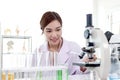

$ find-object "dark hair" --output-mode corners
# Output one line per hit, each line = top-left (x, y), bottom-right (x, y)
(40, 11), (62, 31)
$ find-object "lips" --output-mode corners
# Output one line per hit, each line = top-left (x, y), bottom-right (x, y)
(50, 38), (58, 43)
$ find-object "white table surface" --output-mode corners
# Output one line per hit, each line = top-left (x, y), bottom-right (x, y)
(69, 74), (110, 80)
(69, 74), (90, 80)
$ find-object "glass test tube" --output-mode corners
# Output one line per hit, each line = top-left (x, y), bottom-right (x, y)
(36, 68), (68, 80)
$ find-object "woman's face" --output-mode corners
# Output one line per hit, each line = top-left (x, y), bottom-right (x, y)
(43, 20), (62, 46)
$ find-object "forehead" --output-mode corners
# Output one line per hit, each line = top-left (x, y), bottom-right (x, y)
(45, 20), (61, 29)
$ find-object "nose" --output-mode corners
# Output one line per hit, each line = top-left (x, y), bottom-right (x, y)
(51, 31), (57, 38)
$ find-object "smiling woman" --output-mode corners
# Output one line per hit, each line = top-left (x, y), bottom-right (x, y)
(31, 11), (95, 75)
(40, 11), (63, 52)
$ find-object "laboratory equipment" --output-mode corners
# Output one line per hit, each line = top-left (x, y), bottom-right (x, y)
(0, 35), (32, 80)
(0, 35), (68, 80)
(104, 31), (114, 42)
(109, 34), (120, 64)
(1, 66), (68, 80)
(109, 34), (120, 79)
(73, 14), (111, 80)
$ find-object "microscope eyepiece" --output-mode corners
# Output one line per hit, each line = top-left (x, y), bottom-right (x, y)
(86, 14), (94, 28)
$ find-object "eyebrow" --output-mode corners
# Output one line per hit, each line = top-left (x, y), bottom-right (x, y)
(45, 26), (62, 30)
(56, 26), (62, 29)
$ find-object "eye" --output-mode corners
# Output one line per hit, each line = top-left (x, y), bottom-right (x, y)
(56, 28), (61, 31)
(46, 30), (51, 33)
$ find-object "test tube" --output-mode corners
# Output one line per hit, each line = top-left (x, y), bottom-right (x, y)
(49, 52), (54, 66)
(57, 70), (62, 80)
(49, 52), (58, 66)
(2, 72), (6, 80)
(36, 67), (68, 80)
(8, 72), (14, 80)
(54, 52), (58, 66)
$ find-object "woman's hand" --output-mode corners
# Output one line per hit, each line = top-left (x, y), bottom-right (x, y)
(80, 66), (87, 72)
(80, 54), (97, 72)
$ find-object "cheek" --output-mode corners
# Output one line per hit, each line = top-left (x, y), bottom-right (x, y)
(60, 31), (62, 35)
(45, 34), (50, 39)
(58, 31), (62, 36)
(44, 32), (50, 40)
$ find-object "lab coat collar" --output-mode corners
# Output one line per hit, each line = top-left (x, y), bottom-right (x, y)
(58, 39), (70, 65)
(60, 39), (70, 53)
(40, 39), (70, 65)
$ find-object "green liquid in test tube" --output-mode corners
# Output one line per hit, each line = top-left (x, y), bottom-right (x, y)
(39, 71), (42, 80)
(57, 70), (62, 80)
(37, 71), (42, 80)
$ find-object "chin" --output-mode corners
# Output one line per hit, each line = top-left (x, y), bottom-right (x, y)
(51, 41), (59, 45)
(52, 42), (59, 45)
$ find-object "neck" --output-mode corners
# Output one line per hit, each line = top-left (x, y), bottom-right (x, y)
(48, 38), (63, 52)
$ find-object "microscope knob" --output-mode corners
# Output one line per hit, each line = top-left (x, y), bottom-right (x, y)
(84, 29), (91, 39)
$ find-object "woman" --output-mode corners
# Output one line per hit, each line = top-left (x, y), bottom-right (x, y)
(32, 11), (88, 75)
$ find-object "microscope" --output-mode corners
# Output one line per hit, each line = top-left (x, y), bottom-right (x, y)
(109, 34), (120, 77)
(109, 34), (120, 63)
(73, 14), (111, 80)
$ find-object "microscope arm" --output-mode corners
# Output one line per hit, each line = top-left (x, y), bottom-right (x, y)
(91, 28), (110, 80)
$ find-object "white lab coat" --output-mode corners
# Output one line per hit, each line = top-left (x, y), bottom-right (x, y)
(32, 39), (87, 75)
